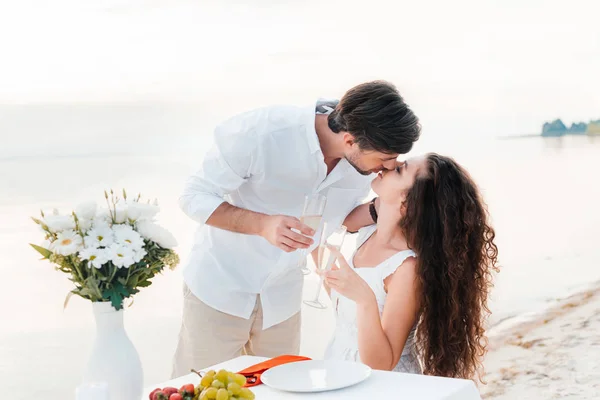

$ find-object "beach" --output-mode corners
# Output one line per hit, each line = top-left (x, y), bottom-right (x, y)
(482, 285), (600, 399)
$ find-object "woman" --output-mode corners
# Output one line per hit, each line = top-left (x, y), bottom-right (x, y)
(320, 153), (499, 381)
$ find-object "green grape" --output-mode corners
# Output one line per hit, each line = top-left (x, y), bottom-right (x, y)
(227, 382), (241, 395)
(232, 374), (247, 387)
(216, 388), (229, 400)
(222, 372), (232, 385)
(204, 387), (218, 399)
(211, 379), (225, 389)
(199, 388), (209, 400)
(216, 369), (229, 382)
(206, 370), (216, 378)
(201, 374), (214, 388)
(239, 388), (255, 400)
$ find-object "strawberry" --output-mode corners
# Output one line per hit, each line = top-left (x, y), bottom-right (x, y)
(162, 387), (178, 397)
(152, 391), (168, 400)
(179, 384), (195, 396)
(169, 394), (183, 400)
(149, 388), (161, 400)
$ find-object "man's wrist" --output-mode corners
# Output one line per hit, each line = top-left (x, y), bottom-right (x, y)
(254, 213), (270, 237)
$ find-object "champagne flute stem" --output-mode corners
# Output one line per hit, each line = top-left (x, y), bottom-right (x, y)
(297, 248), (307, 267)
(313, 277), (323, 301)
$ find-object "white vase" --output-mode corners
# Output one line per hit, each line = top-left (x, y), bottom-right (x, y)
(82, 301), (143, 400)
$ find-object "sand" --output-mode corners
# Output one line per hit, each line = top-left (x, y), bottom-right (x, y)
(481, 285), (600, 399)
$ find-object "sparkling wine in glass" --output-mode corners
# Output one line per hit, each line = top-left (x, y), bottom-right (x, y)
(300, 214), (322, 232)
(303, 223), (347, 309)
(298, 194), (326, 275)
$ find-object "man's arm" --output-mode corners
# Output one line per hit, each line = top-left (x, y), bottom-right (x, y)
(179, 114), (314, 252)
(206, 203), (314, 252)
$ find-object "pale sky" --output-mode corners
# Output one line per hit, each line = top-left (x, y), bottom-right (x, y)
(0, 0), (598, 135)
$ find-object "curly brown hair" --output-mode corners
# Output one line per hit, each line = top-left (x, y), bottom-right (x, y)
(400, 153), (499, 381)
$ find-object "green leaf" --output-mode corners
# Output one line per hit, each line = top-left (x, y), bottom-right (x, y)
(128, 276), (139, 288)
(137, 280), (152, 288)
(84, 277), (103, 300)
(96, 269), (108, 281)
(30, 244), (52, 259)
(79, 288), (96, 299)
(102, 282), (130, 310)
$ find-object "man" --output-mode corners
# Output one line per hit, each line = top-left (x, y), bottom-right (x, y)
(171, 80), (421, 377)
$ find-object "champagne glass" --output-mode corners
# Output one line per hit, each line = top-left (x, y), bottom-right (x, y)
(303, 223), (347, 309)
(298, 194), (327, 275)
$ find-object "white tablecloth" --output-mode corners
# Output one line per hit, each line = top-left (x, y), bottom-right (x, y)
(144, 356), (482, 400)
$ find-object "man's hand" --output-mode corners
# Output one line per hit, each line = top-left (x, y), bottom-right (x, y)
(259, 215), (315, 252)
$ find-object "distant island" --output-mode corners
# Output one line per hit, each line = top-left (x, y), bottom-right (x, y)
(542, 118), (600, 137)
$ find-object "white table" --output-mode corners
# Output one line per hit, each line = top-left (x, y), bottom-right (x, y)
(144, 356), (482, 400)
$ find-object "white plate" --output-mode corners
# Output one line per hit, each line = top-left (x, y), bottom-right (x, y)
(261, 359), (372, 393)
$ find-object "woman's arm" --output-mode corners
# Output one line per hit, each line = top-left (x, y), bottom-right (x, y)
(324, 247), (420, 370)
(355, 258), (420, 370)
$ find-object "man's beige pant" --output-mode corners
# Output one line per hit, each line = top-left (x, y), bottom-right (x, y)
(171, 285), (301, 378)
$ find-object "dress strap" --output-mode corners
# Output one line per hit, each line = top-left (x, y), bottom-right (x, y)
(355, 225), (377, 249)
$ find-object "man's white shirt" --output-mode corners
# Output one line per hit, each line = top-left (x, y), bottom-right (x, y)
(179, 101), (372, 329)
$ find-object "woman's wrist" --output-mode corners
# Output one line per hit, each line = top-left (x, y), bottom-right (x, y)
(357, 289), (377, 308)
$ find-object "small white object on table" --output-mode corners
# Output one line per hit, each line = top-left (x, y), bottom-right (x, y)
(144, 356), (482, 400)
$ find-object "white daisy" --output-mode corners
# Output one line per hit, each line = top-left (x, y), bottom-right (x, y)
(108, 243), (135, 268)
(136, 220), (177, 249)
(79, 247), (109, 269)
(84, 226), (114, 248)
(113, 224), (145, 250)
(50, 230), (83, 256)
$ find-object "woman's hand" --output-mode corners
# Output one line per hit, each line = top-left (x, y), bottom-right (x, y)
(318, 245), (375, 305)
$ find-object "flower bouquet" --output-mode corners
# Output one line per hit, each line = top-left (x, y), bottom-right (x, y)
(31, 189), (180, 399)
(30, 189), (180, 310)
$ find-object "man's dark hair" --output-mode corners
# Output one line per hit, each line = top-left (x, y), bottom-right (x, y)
(328, 80), (421, 154)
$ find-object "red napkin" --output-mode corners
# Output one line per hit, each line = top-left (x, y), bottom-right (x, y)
(237, 355), (312, 387)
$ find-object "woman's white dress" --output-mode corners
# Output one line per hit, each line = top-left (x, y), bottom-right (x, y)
(324, 225), (422, 373)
